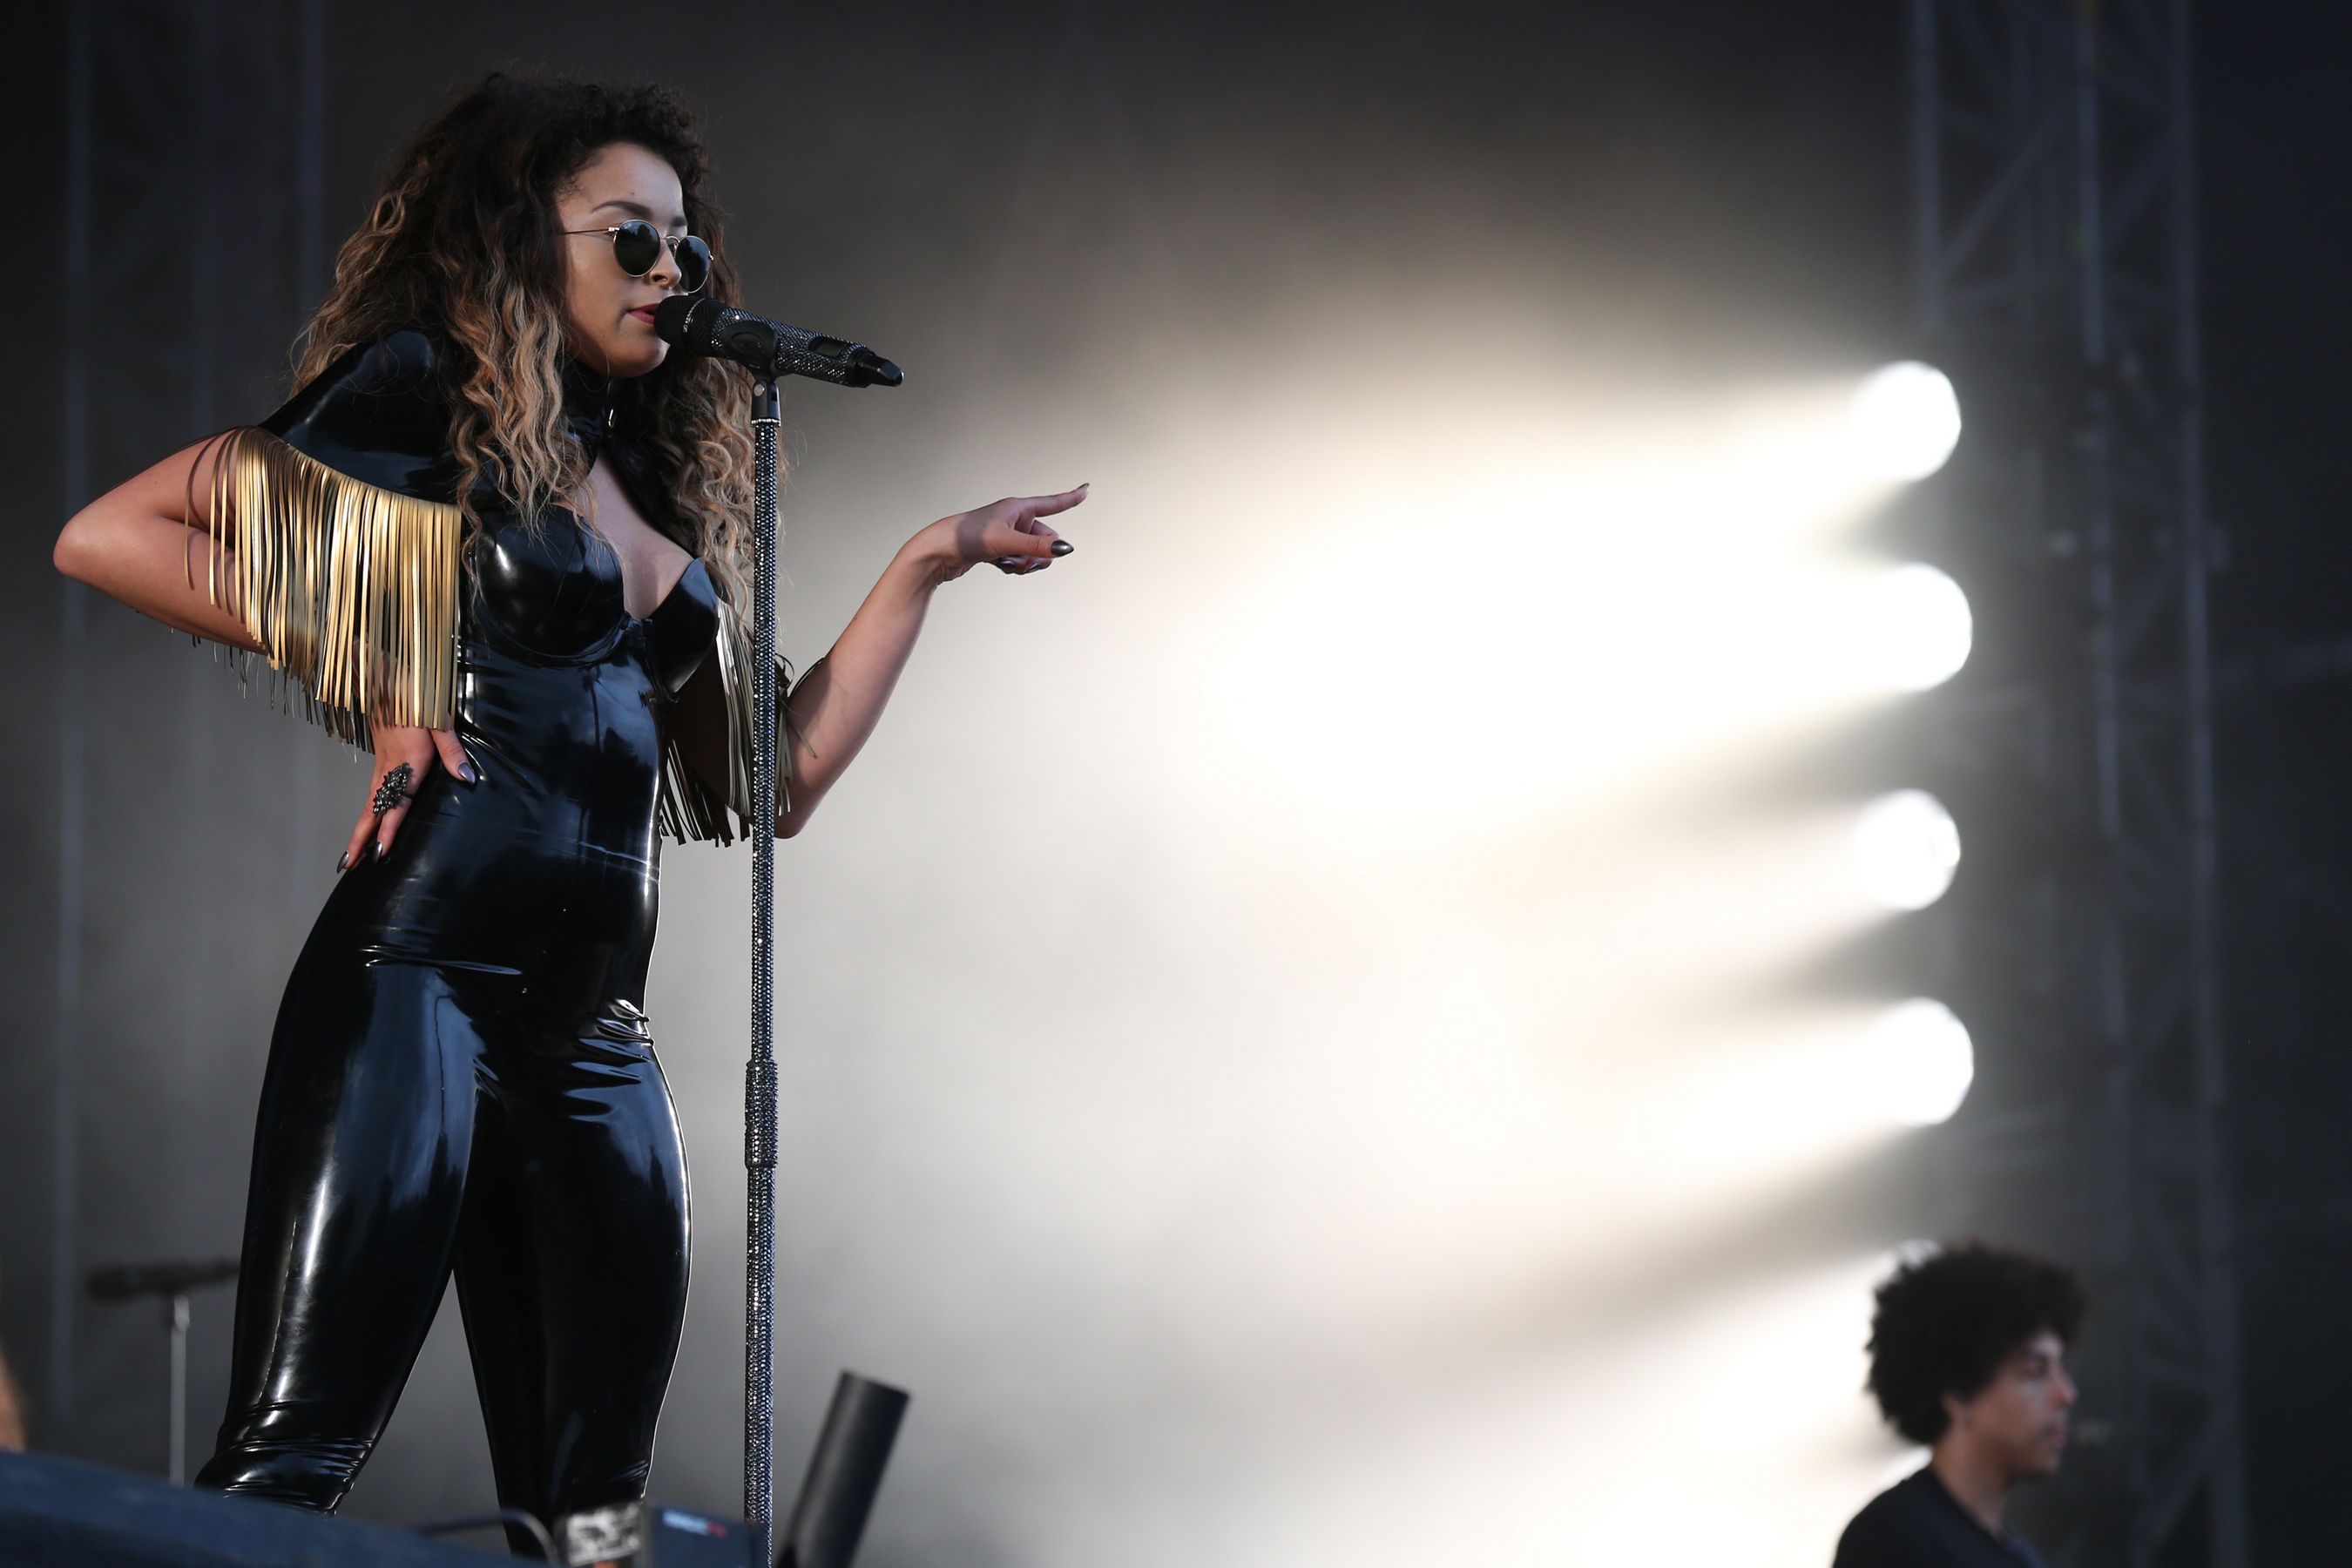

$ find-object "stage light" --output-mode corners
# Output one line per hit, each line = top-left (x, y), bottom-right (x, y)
(1852, 790), (1961, 910)
(1867, 998), (1974, 1125)
(1865, 563), (1972, 691)
(747, 363), (1986, 1568)
(1848, 361), (1962, 481)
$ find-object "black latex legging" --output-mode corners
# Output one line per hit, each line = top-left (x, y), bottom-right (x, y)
(195, 521), (718, 1531)
(191, 920), (690, 1522)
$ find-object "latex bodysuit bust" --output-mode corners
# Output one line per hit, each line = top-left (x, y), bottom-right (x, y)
(192, 330), (725, 1536)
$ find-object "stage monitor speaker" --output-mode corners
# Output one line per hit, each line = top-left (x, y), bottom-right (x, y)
(0, 1449), (495, 1565)
(0, 1450), (762, 1567)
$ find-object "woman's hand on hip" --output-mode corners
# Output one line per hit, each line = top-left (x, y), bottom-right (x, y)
(341, 726), (473, 871)
(911, 483), (1088, 585)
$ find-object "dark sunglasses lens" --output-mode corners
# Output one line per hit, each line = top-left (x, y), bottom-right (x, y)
(675, 236), (712, 294)
(610, 220), (662, 276)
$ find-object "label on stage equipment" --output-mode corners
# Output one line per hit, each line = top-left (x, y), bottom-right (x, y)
(554, 1499), (754, 1566)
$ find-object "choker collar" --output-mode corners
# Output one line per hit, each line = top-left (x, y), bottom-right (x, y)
(559, 355), (617, 443)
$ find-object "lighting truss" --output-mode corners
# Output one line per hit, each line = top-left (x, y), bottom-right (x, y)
(1907, 0), (2241, 1563)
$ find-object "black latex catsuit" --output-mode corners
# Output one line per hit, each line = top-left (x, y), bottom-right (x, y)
(193, 331), (719, 1531)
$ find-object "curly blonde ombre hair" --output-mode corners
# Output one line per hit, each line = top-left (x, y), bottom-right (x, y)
(294, 72), (760, 613)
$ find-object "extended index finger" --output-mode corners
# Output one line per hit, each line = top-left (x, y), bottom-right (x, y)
(1013, 483), (1091, 523)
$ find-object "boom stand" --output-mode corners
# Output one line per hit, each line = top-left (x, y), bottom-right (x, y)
(744, 371), (783, 1561)
(165, 1292), (188, 1486)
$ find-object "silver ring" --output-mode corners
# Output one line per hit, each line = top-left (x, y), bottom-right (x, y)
(371, 762), (415, 816)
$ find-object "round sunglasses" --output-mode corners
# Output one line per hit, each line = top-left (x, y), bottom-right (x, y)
(563, 219), (712, 294)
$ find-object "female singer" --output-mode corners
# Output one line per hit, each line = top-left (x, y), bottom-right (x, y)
(52, 71), (1084, 1539)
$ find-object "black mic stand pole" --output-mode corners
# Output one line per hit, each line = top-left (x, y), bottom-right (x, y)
(745, 369), (783, 1563)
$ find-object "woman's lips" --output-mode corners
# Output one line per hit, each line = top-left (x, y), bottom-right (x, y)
(627, 306), (657, 324)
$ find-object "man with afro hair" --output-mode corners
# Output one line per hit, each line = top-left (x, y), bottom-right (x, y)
(1832, 1240), (2087, 1566)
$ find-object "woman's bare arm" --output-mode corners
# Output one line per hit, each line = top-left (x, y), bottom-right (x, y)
(57, 437), (473, 870)
(667, 543), (942, 841)
(674, 484), (1086, 838)
(53, 436), (260, 652)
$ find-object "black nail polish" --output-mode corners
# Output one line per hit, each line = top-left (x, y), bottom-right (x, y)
(371, 839), (386, 862)
(1050, 539), (1074, 557)
(336, 852), (349, 873)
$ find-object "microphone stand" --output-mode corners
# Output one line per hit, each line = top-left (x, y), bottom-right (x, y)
(166, 1291), (189, 1486)
(745, 370), (783, 1563)
(85, 1257), (239, 1485)
(672, 296), (898, 1564)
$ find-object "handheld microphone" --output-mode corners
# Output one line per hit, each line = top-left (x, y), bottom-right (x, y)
(654, 297), (903, 389)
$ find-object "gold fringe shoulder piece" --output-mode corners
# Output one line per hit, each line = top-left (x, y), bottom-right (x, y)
(657, 594), (797, 846)
(200, 426), (463, 743)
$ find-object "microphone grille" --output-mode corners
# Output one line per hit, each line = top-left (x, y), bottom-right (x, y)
(652, 295), (704, 348)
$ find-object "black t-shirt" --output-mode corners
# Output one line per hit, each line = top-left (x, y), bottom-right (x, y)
(1831, 1467), (2046, 1568)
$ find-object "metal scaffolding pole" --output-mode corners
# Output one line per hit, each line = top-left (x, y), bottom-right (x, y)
(1909, 1), (2242, 1564)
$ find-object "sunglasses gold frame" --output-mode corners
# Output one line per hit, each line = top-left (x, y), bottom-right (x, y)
(561, 220), (711, 294)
